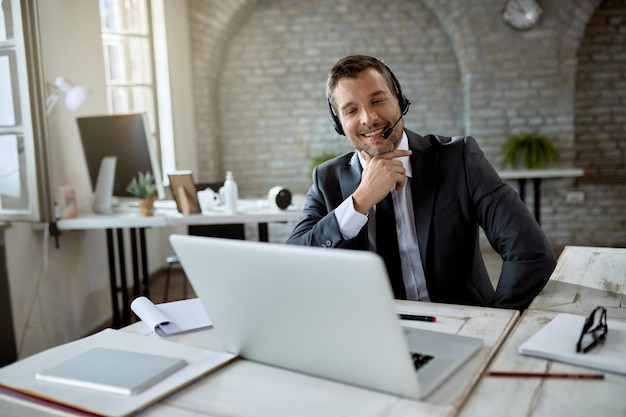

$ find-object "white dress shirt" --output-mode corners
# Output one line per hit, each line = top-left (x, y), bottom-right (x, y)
(334, 133), (430, 301)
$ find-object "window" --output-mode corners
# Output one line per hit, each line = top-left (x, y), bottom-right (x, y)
(0, 0), (49, 222)
(98, 0), (175, 187)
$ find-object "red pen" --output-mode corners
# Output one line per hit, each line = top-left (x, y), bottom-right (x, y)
(398, 314), (437, 322)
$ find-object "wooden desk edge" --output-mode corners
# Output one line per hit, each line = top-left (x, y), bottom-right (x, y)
(448, 309), (520, 417)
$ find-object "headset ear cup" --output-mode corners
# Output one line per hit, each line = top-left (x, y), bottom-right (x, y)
(399, 94), (410, 115)
(328, 99), (345, 136)
(386, 65), (411, 115)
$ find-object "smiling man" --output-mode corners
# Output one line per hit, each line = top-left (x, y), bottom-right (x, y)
(286, 55), (556, 311)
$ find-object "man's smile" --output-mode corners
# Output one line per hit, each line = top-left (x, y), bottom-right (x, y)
(362, 127), (386, 138)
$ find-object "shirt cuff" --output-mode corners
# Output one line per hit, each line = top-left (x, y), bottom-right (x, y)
(334, 196), (368, 240)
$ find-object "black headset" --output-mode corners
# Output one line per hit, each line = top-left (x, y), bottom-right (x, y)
(327, 64), (411, 136)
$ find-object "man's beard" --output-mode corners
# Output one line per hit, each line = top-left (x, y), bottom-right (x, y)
(351, 135), (401, 157)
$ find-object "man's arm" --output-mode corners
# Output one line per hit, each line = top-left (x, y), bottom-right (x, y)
(465, 137), (557, 310)
(285, 166), (356, 248)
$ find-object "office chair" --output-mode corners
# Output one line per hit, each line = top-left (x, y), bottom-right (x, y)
(163, 182), (245, 302)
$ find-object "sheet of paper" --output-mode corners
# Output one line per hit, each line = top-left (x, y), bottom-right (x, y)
(130, 297), (212, 336)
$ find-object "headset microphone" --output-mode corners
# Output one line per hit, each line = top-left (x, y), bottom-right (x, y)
(382, 115), (403, 139)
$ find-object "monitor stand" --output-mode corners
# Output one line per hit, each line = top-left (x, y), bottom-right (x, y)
(93, 156), (117, 214)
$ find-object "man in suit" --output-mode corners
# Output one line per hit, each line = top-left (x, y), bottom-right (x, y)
(286, 55), (556, 311)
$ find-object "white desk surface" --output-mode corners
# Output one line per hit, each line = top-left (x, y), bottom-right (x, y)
(497, 168), (584, 180)
(530, 246), (626, 319)
(458, 309), (626, 417)
(56, 199), (303, 230)
(0, 301), (518, 417)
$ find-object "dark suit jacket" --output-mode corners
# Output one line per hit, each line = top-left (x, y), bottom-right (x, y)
(286, 130), (556, 310)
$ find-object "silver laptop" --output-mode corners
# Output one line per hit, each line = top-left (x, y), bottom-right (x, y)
(169, 234), (482, 399)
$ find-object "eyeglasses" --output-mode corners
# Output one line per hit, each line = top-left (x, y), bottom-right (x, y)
(576, 306), (608, 354)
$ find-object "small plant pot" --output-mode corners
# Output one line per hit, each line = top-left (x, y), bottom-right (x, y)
(139, 196), (156, 217)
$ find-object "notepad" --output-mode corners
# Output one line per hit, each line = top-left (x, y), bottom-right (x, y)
(130, 296), (212, 336)
(36, 347), (187, 395)
(519, 313), (626, 375)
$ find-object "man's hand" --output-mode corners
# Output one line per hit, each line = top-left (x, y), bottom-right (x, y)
(352, 150), (412, 214)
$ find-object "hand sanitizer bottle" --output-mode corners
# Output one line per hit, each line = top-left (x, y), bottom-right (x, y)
(223, 170), (238, 214)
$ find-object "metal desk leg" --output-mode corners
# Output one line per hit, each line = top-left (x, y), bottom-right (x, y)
(258, 223), (269, 242)
(129, 227), (150, 298)
(517, 178), (527, 202)
(115, 229), (130, 326)
(130, 228), (140, 299)
(105, 229), (121, 328)
(533, 178), (542, 224)
(139, 228), (149, 298)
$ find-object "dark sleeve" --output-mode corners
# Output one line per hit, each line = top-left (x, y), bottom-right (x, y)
(465, 137), (557, 310)
(285, 166), (363, 249)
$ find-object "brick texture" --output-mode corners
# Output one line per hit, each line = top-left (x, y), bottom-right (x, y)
(189, 0), (625, 248)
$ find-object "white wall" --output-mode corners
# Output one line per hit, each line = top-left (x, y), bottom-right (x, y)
(6, 0), (195, 359)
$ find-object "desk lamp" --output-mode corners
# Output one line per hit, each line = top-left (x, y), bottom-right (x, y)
(45, 77), (90, 115)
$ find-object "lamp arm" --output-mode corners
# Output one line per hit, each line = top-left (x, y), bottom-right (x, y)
(45, 81), (62, 115)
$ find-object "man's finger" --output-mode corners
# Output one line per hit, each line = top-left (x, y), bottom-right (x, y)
(361, 150), (411, 161)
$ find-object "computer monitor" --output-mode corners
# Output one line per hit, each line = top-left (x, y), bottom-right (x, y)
(76, 113), (165, 213)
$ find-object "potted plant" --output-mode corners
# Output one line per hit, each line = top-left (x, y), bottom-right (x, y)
(501, 132), (559, 170)
(126, 171), (157, 216)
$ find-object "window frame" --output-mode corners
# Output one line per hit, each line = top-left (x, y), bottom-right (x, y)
(0, 0), (54, 223)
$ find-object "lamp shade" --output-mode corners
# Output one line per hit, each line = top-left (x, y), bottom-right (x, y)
(45, 77), (90, 114)
(54, 77), (90, 112)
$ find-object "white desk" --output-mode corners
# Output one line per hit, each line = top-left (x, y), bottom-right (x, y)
(0, 301), (519, 417)
(497, 168), (584, 224)
(530, 246), (626, 319)
(459, 245), (626, 417)
(56, 200), (303, 327)
(459, 309), (626, 417)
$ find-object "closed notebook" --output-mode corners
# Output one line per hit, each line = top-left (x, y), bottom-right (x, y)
(36, 347), (187, 395)
(519, 313), (626, 375)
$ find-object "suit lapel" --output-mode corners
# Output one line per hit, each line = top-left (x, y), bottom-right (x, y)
(408, 133), (438, 267)
(339, 152), (362, 200)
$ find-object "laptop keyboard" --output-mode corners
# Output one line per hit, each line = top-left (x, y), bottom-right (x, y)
(411, 352), (434, 371)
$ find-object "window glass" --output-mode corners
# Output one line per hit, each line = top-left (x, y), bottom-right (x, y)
(100, 0), (148, 34)
(0, 134), (27, 211)
(0, 52), (16, 126)
(0, 0), (14, 41)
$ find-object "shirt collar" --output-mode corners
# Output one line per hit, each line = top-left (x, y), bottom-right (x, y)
(357, 131), (412, 178)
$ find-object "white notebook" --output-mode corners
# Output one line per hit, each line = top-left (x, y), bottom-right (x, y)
(36, 347), (187, 395)
(519, 313), (626, 375)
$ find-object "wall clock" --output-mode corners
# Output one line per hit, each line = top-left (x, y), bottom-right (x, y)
(502, 0), (543, 30)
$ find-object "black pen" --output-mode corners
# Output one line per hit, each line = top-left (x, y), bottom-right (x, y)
(398, 314), (437, 322)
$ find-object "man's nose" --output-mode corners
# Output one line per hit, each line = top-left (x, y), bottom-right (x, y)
(359, 107), (378, 125)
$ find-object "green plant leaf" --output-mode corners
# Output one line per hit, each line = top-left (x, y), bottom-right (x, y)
(501, 132), (559, 169)
(126, 171), (157, 199)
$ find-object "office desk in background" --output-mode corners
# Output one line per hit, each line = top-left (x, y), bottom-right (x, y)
(0, 301), (519, 417)
(498, 168), (584, 224)
(56, 199), (303, 327)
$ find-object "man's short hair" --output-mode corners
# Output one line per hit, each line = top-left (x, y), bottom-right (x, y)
(326, 55), (398, 114)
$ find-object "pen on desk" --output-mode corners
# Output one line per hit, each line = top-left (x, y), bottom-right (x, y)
(484, 371), (605, 380)
(398, 314), (437, 322)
